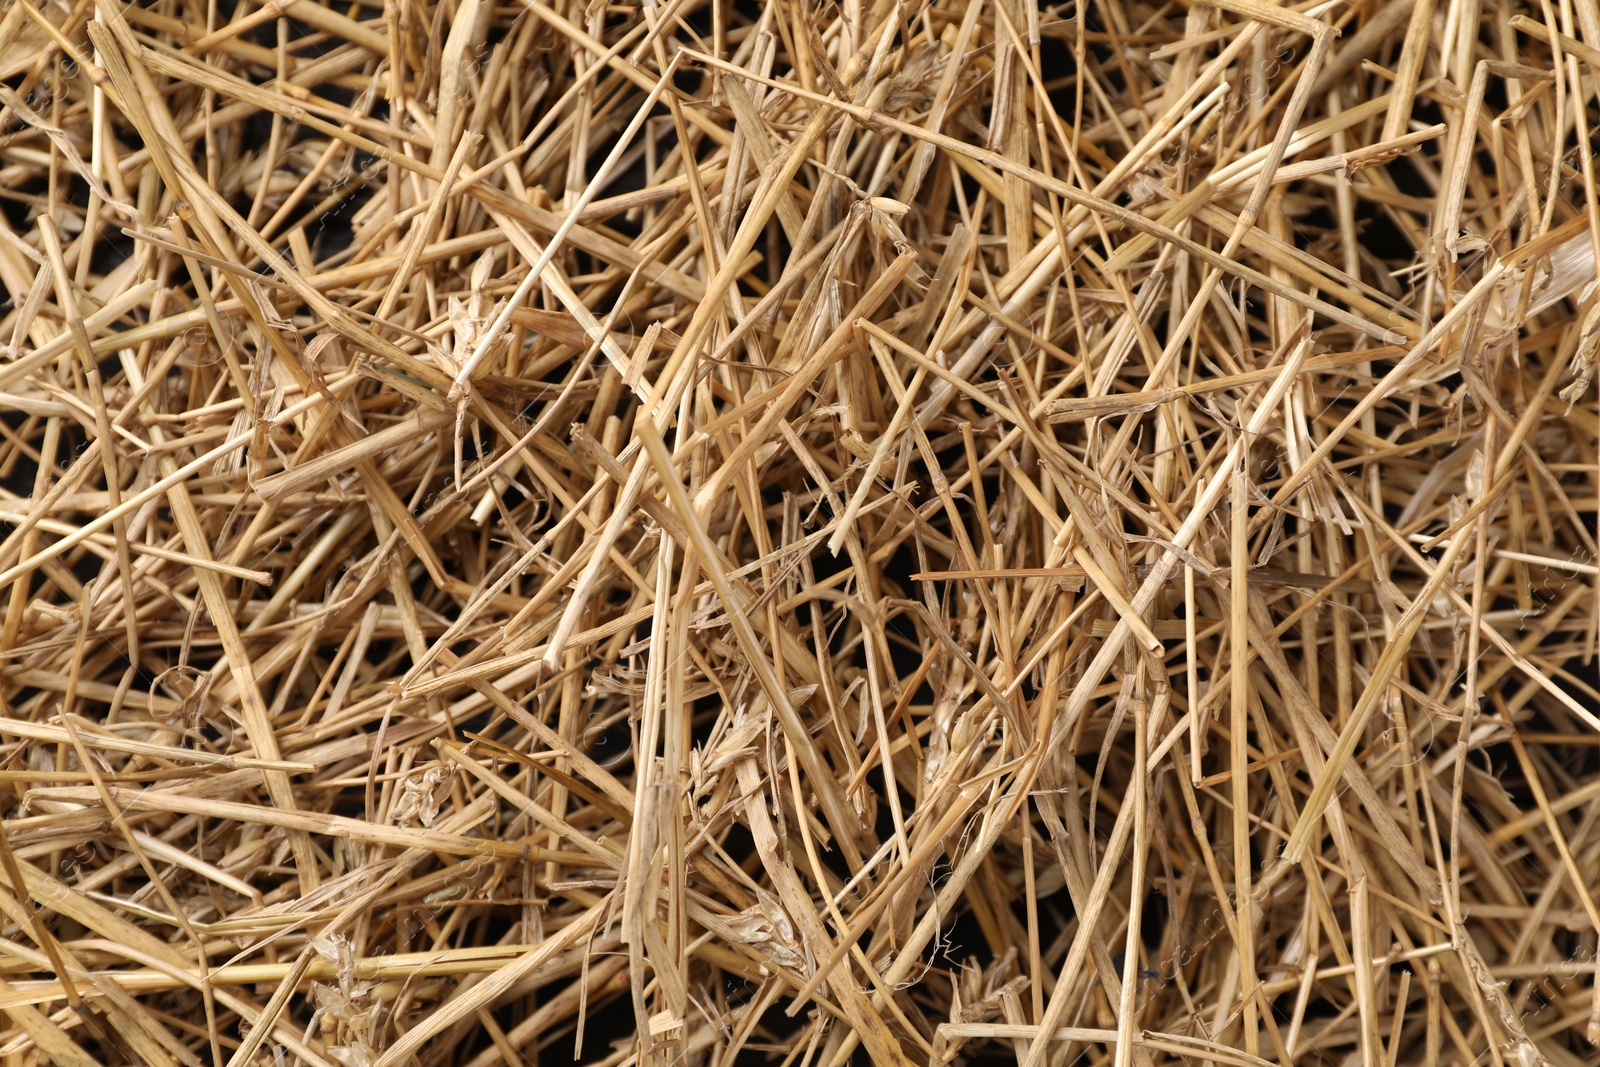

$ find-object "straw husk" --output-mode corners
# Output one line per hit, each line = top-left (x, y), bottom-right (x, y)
(1, 1), (1599, 1065)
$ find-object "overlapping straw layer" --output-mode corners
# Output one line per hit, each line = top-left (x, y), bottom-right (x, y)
(1, 0), (1600, 1065)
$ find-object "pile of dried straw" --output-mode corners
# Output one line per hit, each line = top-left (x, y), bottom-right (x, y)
(2, 0), (1600, 1065)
